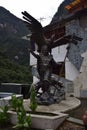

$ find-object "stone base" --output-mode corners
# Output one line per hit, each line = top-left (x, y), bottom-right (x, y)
(23, 96), (81, 113)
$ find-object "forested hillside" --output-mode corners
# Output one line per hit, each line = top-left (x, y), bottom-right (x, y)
(0, 7), (33, 83)
(0, 51), (32, 83)
(0, 6), (30, 66)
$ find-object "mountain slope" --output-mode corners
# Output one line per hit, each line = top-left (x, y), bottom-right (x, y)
(0, 6), (30, 66)
(0, 6), (29, 37)
(51, 0), (74, 23)
(0, 51), (32, 83)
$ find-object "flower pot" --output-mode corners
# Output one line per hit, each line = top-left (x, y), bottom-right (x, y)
(8, 110), (68, 130)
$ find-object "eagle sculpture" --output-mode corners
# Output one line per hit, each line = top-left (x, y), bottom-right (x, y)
(22, 11), (83, 75)
(22, 11), (54, 53)
(22, 11), (82, 52)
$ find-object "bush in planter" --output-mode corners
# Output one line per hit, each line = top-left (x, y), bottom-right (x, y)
(0, 105), (9, 128)
(11, 88), (38, 130)
(13, 109), (31, 130)
(11, 95), (31, 130)
(29, 86), (37, 112)
(11, 95), (24, 112)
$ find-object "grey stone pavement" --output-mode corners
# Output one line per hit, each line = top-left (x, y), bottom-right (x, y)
(23, 96), (81, 113)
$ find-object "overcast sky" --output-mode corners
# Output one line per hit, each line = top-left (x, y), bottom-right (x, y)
(0, 0), (64, 26)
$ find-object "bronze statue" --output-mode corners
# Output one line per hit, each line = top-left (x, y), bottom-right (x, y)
(28, 45), (52, 82)
(22, 11), (65, 104)
(28, 44), (59, 93)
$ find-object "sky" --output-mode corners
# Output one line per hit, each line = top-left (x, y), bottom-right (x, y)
(0, 0), (64, 26)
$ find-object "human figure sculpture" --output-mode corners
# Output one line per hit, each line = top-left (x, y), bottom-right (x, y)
(28, 45), (58, 93)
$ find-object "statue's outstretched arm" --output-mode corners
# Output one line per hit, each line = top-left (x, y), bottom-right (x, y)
(28, 48), (39, 59)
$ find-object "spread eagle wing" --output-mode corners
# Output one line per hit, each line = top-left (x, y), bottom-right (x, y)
(22, 11), (82, 52)
(22, 11), (48, 52)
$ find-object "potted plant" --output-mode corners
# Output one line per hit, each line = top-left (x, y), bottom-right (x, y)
(8, 90), (68, 130)
(11, 95), (31, 130)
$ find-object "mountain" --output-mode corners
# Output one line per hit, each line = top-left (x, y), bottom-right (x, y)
(0, 6), (30, 66)
(51, 0), (74, 23)
(0, 1), (73, 83)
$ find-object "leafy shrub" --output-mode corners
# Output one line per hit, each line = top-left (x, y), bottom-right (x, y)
(29, 85), (37, 112)
(11, 95), (31, 130)
(0, 105), (9, 127)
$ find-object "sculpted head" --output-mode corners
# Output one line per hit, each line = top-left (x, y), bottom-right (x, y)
(41, 45), (49, 55)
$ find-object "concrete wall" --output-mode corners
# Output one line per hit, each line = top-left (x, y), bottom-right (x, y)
(66, 15), (87, 70)
(65, 58), (79, 81)
(52, 45), (67, 62)
(30, 51), (38, 66)
(65, 14), (87, 98)
(0, 83), (30, 98)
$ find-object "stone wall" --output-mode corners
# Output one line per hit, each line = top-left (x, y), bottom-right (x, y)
(66, 15), (87, 70)
(65, 13), (87, 98)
